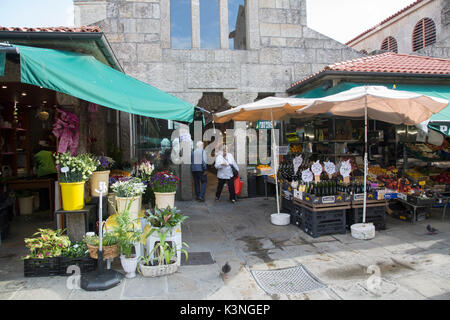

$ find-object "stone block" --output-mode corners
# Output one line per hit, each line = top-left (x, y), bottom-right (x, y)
(146, 63), (185, 92)
(119, 2), (134, 18)
(136, 18), (160, 33)
(144, 33), (160, 43)
(111, 42), (138, 62)
(152, 3), (160, 18)
(280, 23), (302, 37)
(106, 1), (119, 18)
(241, 64), (292, 92)
(311, 63), (328, 73)
(341, 48), (363, 61)
(260, 23), (281, 37)
(187, 63), (240, 89)
(286, 38), (304, 47)
(260, 36), (271, 47)
(162, 49), (190, 63)
(259, 8), (287, 24)
(118, 18), (137, 33)
(214, 50), (232, 63)
(281, 47), (315, 63)
(259, 48), (281, 64)
(270, 37), (287, 47)
(315, 49), (342, 63)
(294, 63), (312, 78)
(137, 43), (162, 62)
(124, 33), (145, 43)
(259, 0), (276, 8)
(303, 27), (330, 40)
(133, 2), (153, 18)
(275, 0), (290, 9)
(304, 39), (325, 49)
(74, 1), (107, 26)
(190, 50), (207, 62)
(246, 50), (260, 63)
(286, 9), (302, 24)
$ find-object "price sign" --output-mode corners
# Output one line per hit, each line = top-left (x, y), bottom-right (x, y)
(324, 161), (336, 175)
(339, 160), (352, 177)
(301, 169), (313, 183)
(311, 160), (323, 176)
(293, 155), (303, 175)
(60, 167), (69, 173)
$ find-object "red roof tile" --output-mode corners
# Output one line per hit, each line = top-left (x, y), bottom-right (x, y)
(345, 0), (425, 45)
(0, 26), (101, 33)
(290, 52), (450, 88)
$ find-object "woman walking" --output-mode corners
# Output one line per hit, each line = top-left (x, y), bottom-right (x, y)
(214, 147), (239, 203)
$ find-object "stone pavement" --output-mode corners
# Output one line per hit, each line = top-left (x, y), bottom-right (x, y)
(1, 176), (450, 300)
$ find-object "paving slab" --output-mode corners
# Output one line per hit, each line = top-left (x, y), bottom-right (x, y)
(395, 272), (450, 300)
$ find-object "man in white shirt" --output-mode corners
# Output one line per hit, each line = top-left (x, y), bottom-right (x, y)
(191, 141), (207, 201)
(214, 146), (239, 203)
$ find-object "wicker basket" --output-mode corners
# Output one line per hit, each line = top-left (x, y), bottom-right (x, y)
(138, 261), (178, 277)
(87, 244), (119, 260)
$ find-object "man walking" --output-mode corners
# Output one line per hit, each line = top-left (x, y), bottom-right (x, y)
(191, 141), (207, 202)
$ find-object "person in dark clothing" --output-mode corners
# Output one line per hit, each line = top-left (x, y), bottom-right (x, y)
(191, 141), (207, 201)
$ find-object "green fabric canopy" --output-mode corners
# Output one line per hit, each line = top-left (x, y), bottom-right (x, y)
(15, 44), (194, 122)
(296, 81), (450, 135)
(0, 52), (5, 76)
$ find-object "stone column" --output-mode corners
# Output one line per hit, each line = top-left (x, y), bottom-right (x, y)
(245, 0), (259, 50)
(191, 0), (201, 49)
(160, 0), (171, 48)
(219, 0), (229, 49)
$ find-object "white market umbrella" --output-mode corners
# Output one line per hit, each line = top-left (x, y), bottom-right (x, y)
(214, 96), (311, 225)
(298, 85), (449, 237)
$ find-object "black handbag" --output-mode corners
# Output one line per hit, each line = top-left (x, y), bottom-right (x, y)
(231, 165), (239, 178)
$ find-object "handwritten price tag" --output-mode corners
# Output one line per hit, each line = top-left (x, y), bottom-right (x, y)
(324, 161), (336, 175)
(340, 160), (352, 177)
(311, 160), (323, 176)
(60, 167), (69, 173)
(301, 169), (313, 183)
(293, 155), (303, 175)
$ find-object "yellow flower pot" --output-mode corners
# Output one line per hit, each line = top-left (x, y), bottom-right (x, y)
(59, 181), (85, 211)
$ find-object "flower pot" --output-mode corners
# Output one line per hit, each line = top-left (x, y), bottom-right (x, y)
(59, 181), (85, 211)
(90, 170), (110, 197)
(154, 191), (176, 210)
(120, 255), (138, 279)
(115, 195), (142, 220)
(87, 244), (119, 260)
(18, 196), (34, 215)
(138, 261), (178, 278)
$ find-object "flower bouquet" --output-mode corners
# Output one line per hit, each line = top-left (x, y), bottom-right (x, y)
(132, 159), (155, 207)
(111, 177), (147, 220)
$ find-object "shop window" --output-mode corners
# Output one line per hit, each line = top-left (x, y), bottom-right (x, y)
(228, 0), (246, 50)
(132, 115), (165, 160)
(381, 37), (398, 53)
(412, 17), (436, 52)
(171, 0), (192, 49)
(200, 0), (220, 49)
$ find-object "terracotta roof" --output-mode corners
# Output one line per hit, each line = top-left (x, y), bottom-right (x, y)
(345, 0), (425, 45)
(0, 26), (101, 33)
(290, 52), (450, 88)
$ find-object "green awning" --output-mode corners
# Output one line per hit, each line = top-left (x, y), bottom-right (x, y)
(296, 82), (450, 135)
(15, 45), (194, 122)
(0, 52), (5, 76)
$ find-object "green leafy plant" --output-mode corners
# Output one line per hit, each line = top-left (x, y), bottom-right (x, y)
(144, 206), (188, 229)
(23, 228), (71, 259)
(54, 152), (99, 183)
(110, 177), (147, 198)
(83, 233), (119, 247)
(62, 242), (89, 258)
(114, 205), (143, 258)
(140, 228), (189, 266)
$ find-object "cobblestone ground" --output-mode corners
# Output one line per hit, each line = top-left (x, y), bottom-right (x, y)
(1, 174), (449, 300)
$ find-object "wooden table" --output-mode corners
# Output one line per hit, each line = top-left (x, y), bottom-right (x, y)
(6, 178), (55, 219)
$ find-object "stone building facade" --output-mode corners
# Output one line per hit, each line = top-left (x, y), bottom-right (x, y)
(73, 0), (363, 199)
(346, 0), (449, 58)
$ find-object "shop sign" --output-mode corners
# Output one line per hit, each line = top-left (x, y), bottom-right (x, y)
(256, 120), (273, 130)
(428, 122), (449, 137)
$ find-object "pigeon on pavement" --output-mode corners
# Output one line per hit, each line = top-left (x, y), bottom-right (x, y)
(426, 224), (438, 234)
(222, 262), (231, 274)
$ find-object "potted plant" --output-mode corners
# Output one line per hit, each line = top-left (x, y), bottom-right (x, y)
(83, 232), (119, 260)
(16, 190), (34, 215)
(149, 170), (179, 209)
(143, 206), (188, 237)
(138, 228), (189, 278)
(131, 160), (155, 208)
(60, 241), (96, 275)
(22, 228), (71, 277)
(115, 208), (143, 279)
(111, 177), (147, 220)
(90, 155), (115, 197)
(54, 152), (98, 211)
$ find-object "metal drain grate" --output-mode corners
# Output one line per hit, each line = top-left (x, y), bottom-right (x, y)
(250, 265), (327, 295)
(181, 252), (215, 266)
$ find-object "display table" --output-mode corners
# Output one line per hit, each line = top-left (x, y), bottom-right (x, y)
(54, 205), (96, 242)
(7, 178), (55, 218)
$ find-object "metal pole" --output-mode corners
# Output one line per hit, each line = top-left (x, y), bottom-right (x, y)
(271, 110), (280, 215)
(363, 88), (368, 224)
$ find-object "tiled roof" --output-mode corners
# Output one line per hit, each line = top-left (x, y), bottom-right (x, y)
(0, 26), (101, 33)
(345, 0), (425, 45)
(290, 52), (450, 88)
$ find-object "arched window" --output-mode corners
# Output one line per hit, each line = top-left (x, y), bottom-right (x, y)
(381, 36), (398, 53)
(412, 18), (436, 52)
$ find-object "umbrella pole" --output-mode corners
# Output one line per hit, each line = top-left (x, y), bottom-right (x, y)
(271, 110), (280, 215)
(363, 93), (368, 224)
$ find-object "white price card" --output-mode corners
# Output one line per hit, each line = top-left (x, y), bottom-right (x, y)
(311, 160), (323, 176)
(301, 169), (313, 183)
(293, 155), (303, 175)
(339, 160), (352, 177)
(324, 161), (336, 175)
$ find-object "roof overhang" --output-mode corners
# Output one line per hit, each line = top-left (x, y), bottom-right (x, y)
(287, 70), (450, 95)
(0, 31), (122, 71)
